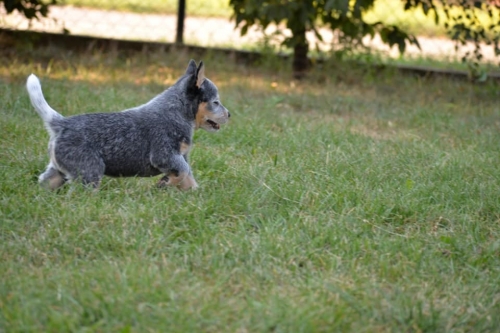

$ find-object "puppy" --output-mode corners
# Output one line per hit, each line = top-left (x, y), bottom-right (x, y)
(26, 60), (230, 190)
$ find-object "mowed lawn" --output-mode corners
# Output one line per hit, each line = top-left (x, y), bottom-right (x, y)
(1, 48), (499, 332)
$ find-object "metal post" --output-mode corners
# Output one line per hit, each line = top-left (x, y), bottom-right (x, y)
(176, 0), (186, 44)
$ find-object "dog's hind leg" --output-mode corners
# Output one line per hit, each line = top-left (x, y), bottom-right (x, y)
(75, 162), (105, 189)
(55, 148), (105, 189)
(39, 163), (66, 190)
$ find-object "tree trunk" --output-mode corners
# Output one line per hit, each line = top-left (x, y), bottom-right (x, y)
(176, 0), (186, 44)
(292, 29), (309, 80)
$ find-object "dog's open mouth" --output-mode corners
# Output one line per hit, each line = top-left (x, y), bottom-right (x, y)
(207, 119), (220, 130)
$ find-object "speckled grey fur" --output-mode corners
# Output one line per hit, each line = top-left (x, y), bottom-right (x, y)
(27, 60), (230, 190)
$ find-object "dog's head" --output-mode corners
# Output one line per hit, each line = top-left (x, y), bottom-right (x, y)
(184, 60), (230, 132)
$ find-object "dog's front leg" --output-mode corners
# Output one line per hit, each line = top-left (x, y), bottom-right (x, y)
(178, 171), (198, 190)
(178, 153), (198, 190)
(157, 171), (198, 190)
(154, 154), (197, 191)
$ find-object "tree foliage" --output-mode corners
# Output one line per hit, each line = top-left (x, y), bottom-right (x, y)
(229, 0), (419, 77)
(230, 0), (500, 77)
(1, 0), (56, 20)
(405, 0), (500, 74)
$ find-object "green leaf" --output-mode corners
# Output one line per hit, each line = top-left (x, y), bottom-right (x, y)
(325, 0), (350, 13)
(312, 27), (324, 42)
(241, 23), (249, 36)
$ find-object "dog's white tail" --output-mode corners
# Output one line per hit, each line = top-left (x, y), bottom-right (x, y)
(26, 74), (63, 136)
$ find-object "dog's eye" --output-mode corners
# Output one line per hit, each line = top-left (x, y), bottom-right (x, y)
(213, 101), (220, 106)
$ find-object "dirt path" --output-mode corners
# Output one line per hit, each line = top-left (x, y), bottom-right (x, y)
(1, 5), (496, 63)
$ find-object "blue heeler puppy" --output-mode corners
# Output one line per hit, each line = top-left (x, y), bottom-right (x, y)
(26, 60), (230, 190)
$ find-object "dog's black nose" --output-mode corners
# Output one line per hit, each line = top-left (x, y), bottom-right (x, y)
(228, 112), (231, 118)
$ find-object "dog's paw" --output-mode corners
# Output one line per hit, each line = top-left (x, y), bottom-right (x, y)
(177, 175), (198, 191)
(157, 174), (198, 191)
(157, 176), (171, 188)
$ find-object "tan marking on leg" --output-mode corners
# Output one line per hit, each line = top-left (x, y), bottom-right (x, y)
(177, 174), (198, 191)
(39, 165), (66, 190)
(157, 176), (169, 188)
(180, 141), (191, 155)
(48, 173), (65, 190)
(157, 171), (188, 188)
(157, 172), (198, 190)
(195, 102), (211, 129)
(167, 171), (188, 186)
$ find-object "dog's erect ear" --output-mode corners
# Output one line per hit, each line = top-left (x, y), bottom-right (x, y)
(195, 61), (206, 88)
(185, 59), (197, 76)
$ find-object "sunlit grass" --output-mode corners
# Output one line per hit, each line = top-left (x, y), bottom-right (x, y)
(1, 47), (500, 332)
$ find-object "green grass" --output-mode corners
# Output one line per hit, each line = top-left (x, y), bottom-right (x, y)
(1, 47), (500, 332)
